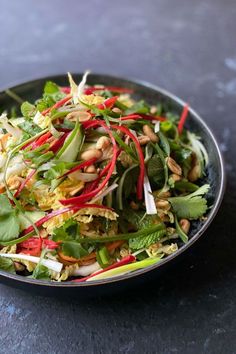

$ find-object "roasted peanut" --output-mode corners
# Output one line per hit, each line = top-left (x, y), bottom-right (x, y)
(150, 106), (157, 114)
(169, 173), (182, 182)
(112, 107), (122, 114)
(138, 135), (151, 145)
(67, 111), (91, 122)
(156, 190), (171, 199)
(7, 176), (22, 190)
(84, 165), (97, 173)
(80, 149), (103, 161)
(166, 157), (182, 176)
(120, 248), (130, 258)
(188, 164), (201, 182)
(156, 199), (171, 211)
(130, 201), (139, 210)
(96, 136), (110, 150)
(179, 219), (190, 234)
(158, 213), (170, 222)
(143, 124), (159, 143)
(14, 262), (25, 272)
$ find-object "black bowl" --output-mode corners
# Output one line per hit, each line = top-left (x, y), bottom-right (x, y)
(0, 74), (225, 297)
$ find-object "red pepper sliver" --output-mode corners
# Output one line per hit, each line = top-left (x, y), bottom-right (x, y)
(97, 96), (119, 110)
(20, 204), (113, 236)
(111, 124), (145, 200)
(14, 169), (36, 198)
(177, 104), (189, 135)
(42, 95), (72, 116)
(48, 132), (69, 153)
(72, 255), (136, 282)
(60, 157), (98, 179)
(60, 121), (118, 206)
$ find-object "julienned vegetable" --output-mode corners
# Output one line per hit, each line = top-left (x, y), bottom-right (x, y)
(0, 73), (210, 282)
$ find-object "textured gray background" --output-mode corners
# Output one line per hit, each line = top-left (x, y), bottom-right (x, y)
(0, 0), (235, 353)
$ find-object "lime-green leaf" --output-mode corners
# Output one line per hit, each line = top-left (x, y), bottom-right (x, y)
(0, 257), (16, 274)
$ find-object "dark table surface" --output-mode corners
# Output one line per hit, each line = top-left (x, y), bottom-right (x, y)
(0, 0), (235, 353)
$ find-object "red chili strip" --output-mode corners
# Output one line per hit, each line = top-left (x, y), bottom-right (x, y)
(42, 95), (72, 116)
(20, 204), (113, 236)
(48, 132), (69, 153)
(60, 121), (118, 206)
(72, 255), (136, 282)
(138, 114), (167, 122)
(177, 104), (189, 135)
(60, 86), (133, 95)
(14, 169), (36, 198)
(111, 124), (145, 200)
(21, 131), (52, 151)
(60, 157), (98, 178)
(97, 96), (119, 110)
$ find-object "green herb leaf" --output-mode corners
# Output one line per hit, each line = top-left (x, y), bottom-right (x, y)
(0, 257), (16, 274)
(21, 101), (36, 119)
(18, 121), (42, 135)
(0, 195), (14, 216)
(125, 100), (149, 114)
(0, 214), (20, 242)
(32, 264), (50, 280)
(168, 184), (210, 219)
(158, 131), (170, 156)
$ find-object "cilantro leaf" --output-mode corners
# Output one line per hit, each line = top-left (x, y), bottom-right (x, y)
(18, 121), (42, 135)
(32, 264), (50, 280)
(21, 101), (36, 119)
(0, 257), (16, 274)
(36, 81), (65, 112)
(52, 219), (89, 259)
(0, 195), (20, 242)
(0, 195), (14, 216)
(0, 214), (20, 242)
(168, 184), (210, 219)
(125, 100), (149, 114)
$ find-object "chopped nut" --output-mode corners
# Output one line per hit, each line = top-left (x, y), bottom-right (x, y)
(169, 173), (182, 182)
(150, 106), (157, 114)
(188, 164), (201, 182)
(143, 124), (159, 143)
(130, 201), (139, 210)
(67, 111), (91, 122)
(96, 136), (110, 150)
(166, 157), (182, 176)
(179, 219), (190, 234)
(14, 262), (25, 272)
(156, 199), (171, 211)
(156, 190), (171, 199)
(120, 248), (130, 258)
(84, 165), (97, 173)
(7, 176), (23, 190)
(112, 107), (122, 114)
(80, 148), (103, 161)
(158, 213), (170, 222)
(137, 135), (151, 145)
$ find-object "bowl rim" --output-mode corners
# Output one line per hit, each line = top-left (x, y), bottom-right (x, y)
(0, 73), (226, 288)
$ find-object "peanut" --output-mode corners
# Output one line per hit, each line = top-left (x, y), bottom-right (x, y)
(150, 106), (157, 114)
(96, 136), (110, 150)
(84, 165), (97, 173)
(156, 190), (171, 199)
(158, 213), (170, 222)
(14, 262), (25, 272)
(166, 157), (182, 176)
(67, 111), (91, 122)
(169, 173), (182, 182)
(112, 107), (122, 114)
(188, 164), (201, 182)
(130, 201), (139, 210)
(156, 199), (171, 211)
(138, 135), (151, 145)
(179, 219), (190, 234)
(143, 124), (159, 143)
(80, 149), (102, 161)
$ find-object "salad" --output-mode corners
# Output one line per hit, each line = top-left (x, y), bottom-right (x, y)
(0, 72), (209, 282)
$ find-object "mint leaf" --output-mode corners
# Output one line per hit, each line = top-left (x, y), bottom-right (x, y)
(129, 228), (166, 249)
(0, 195), (14, 216)
(0, 257), (16, 274)
(18, 121), (42, 135)
(0, 214), (20, 242)
(21, 101), (36, 119)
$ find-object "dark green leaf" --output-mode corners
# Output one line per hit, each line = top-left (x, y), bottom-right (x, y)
(0, 214), (20, 242)
(21, 101), (36, 119)
(125, 100), (149, 114)
(0, 257), (16, 274)
(0, 195), (14, 216)
(158, 131), (170, 156)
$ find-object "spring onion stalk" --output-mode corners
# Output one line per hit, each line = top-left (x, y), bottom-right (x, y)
(86, 257), (161, 281)
(0, 253), (63, 273)
(143, 173), (157, 215)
